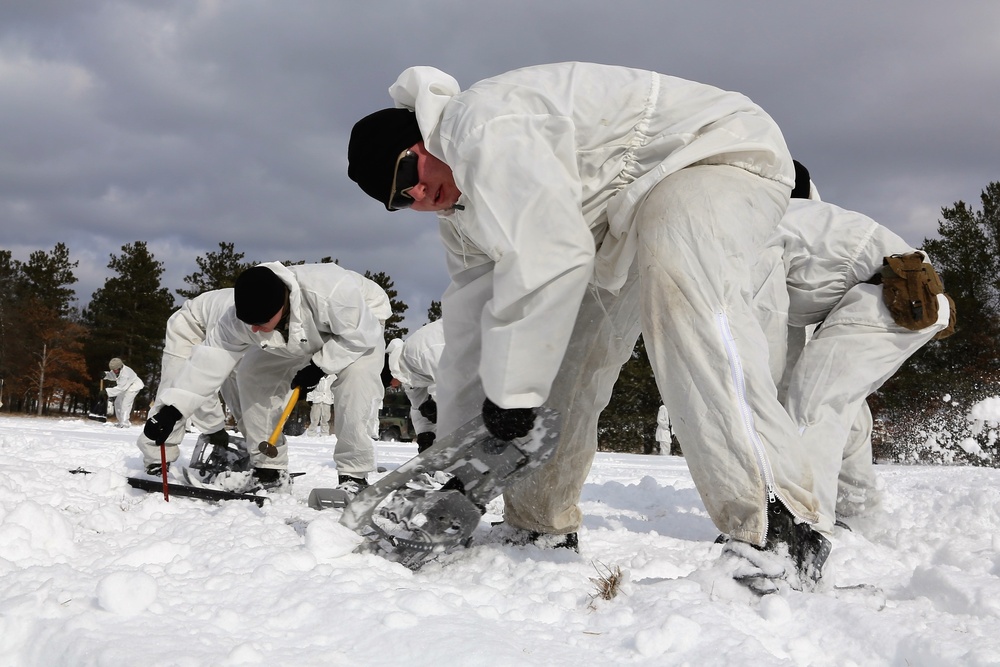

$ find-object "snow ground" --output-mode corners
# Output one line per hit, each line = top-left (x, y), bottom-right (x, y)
(2, 413), (1000, 666)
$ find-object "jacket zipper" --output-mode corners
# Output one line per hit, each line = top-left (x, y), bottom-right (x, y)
(715, 310), (785, 544)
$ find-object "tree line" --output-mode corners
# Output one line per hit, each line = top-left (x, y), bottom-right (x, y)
(0, 241), (420, 420)
(2, 182), (999, 461)
(868, 181), (1000, 465)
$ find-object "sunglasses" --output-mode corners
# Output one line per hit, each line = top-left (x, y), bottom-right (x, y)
(387, 149), (419, 211)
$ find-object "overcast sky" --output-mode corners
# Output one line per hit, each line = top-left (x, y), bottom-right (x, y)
(2, 1), (997, 330)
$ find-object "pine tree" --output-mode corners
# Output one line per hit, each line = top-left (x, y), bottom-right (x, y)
(0, 247), (88, 414)
(83, 242), (176, 407)
(21, 243), (79, 316)
(873, 182), (1000, 460)
(979, 181), (1000, 296)
(177, 242), (254, 299)
(364, 270), (409, 343)
(18, 245), (86, 414)
(0, 250), (24, 406)
(598, 336), (661, 453)
(918, 183), (1000, 382)
(427, 300), (442, 322)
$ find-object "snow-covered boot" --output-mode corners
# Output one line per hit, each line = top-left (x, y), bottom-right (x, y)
(531, 531), (579, 552)
(336, 474), (369, 501)
(764, 500), (831, 586)
(721, 500), (831, 594)
(252, 467), (292, 492)
(489, 522), (579, 552)
(145, 463), (168, 477)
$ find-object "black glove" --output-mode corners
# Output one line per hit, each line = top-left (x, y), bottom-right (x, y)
(482, 397), (536, 441)
(418, 397), (438, 424)
(144, 405), (182, 443)
(415, 431), (436, 454)
(291, 361), (325, 391)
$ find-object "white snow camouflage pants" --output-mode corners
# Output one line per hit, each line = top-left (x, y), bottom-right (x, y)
(309, 402), (331, 436)
(636, 165), (819, 545)
(139, 342), (384, 476)
(438, 165), (820, 542)
(233, 342), (385, 475)
(136, 351), (239, 466)
(753, 201), (952, 527)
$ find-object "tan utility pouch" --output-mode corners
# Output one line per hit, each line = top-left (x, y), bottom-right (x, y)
(880, 253), (956, 339)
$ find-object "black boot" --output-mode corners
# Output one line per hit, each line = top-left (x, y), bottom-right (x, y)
(764, 500), (831, 584)
(145, 463), (168, 477)
(252, 467), (292, 491)
(336, 474), (369, 501)
(491, 522), (580, 552)
(415, 432), (436, 454)
(206, 429), (230, 448)
(530, 530), (579, 552)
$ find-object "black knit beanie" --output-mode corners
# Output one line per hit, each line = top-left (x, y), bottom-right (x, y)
(791, 160), (812, 199)
(234, 266), (287, 325)
(348, 108), (423, 210)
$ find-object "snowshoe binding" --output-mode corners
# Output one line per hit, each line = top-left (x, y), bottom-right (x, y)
(182, 432), (260, 493)
(189, 431), (250, 476)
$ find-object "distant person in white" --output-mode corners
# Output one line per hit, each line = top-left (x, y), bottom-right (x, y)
(105, 357), (144, 428)
(654, 405), (672, 456)
(307, 374), (336, 436)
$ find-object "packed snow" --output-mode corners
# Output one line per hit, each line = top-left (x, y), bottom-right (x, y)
(3, 410), (1000, 667)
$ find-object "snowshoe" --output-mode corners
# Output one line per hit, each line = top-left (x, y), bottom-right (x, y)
(181, 466), (256, 493)
(189, 431), (251, 476)
(339, 406), (561, 569)
(181, 432), (256, 491)
(127, 476), (269, 507)
(181, 445), (300, 494)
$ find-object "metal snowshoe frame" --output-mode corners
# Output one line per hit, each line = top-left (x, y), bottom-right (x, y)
(339, 406), (561, 569)
(189, 432), (251, 477)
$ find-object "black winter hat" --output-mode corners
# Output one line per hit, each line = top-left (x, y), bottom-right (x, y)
(791, 160), (812, 199)
(348, 108), (423, 210)
(234, 265), (287, 325)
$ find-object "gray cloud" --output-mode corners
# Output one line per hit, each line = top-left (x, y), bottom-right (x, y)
(2, 0), (997, 329)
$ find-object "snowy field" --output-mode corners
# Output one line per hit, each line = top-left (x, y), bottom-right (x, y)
(2, 413), (1000, 666)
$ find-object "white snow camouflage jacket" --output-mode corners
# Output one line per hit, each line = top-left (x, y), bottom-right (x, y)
(387, 320), (445, 436)
(305, 374), (335, 405)
(105, 364), (143, 397)
(386, 319), (444, 396)
(163, 288), (235, 357)
(160, 262), (390, 417)
(390, 62), (793, 408)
